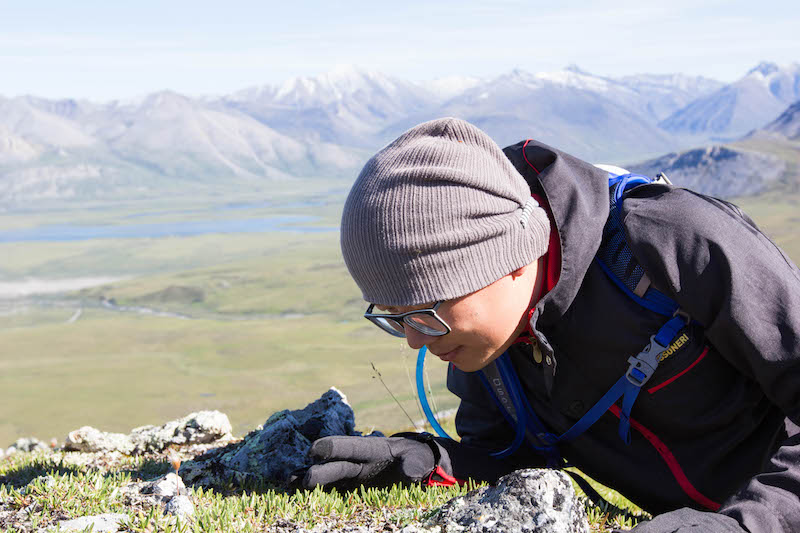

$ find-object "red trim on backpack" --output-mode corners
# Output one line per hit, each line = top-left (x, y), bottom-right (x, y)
(647, 347), (710, 394)
(425, 465), (465, 487)
(608, 405), (721, 511)
(522, 140), (541, 175)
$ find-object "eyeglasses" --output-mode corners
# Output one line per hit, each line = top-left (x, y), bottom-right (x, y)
(364, 301), (451, 338)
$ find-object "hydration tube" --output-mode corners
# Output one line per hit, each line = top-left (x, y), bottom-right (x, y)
(415, 346), (454, 439)
(415, 346), (528, 459)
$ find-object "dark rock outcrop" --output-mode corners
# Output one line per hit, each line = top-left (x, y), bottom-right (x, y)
(180, 387), (381, 489)
(628, 145), (785, 198)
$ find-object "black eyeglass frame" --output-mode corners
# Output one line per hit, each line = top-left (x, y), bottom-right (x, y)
(363, 301), (451, 338)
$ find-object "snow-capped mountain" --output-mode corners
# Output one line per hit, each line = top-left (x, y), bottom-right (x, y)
(415, 67), (679, 162)
(0, 96), (97, 153)
(104, 90), (362, 180)
(0, 90), (366, 205)
(222, 65), (438, 147)
(421, 75), (484, 101)
(615, 73), (723, 122)
(1, 62), (793, 205)
(659, 62), (800, 139)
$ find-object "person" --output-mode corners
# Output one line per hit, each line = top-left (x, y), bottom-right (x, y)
(298, 118), (800, 532)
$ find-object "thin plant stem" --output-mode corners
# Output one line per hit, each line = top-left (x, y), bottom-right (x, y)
(402, 349), (426, 423)
(370, 361), (419, 430)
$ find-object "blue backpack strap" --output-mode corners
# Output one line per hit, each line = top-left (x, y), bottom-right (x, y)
(598, 174), (656, 298)
(617, 315), (687, 443)
(480, 355), (561, 464)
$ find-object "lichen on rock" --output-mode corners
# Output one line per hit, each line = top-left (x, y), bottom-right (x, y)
(429, 469), (589, 533)
(180, 387), (382, 490)
(62, 410), (233, 455)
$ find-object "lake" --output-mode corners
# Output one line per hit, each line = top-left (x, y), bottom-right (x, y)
(0, 215), (337, 243)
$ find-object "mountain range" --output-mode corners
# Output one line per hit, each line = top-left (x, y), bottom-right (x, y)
(659, 62), (800, 140)
(630, 99), (800, 198)
(0, 62), (798, 206)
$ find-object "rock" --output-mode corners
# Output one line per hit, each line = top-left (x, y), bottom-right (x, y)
(6, 437), (49, 455)
(181, 387), (382, 489)
(130, 410), (232, 453)
(63, 427), (134, 454)
(164, 495), (194, 518)
(141, 473), (186, 498)
(119, 473), (193, 519)
(399, 525), (442, 533)
(62, 411), (232, 455)
(50, 513), (127, 532)
(430, 469), (589, 533)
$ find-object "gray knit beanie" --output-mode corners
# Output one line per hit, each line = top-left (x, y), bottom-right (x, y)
(340, 117), (550, 306)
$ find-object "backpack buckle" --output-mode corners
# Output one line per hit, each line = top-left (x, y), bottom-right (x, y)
(626, 335), (667, 387)
(654, 172), (673, 185)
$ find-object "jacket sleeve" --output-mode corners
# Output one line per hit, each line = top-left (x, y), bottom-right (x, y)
(442, 363), (547, 482)
(622, 186), (800, 532)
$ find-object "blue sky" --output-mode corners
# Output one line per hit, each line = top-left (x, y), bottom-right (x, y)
(1, 0), (797, 100)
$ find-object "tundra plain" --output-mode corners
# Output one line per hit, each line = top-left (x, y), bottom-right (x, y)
(0, 179), (798, 448)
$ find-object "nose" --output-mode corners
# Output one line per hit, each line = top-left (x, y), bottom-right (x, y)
(404, 325), (434, 350)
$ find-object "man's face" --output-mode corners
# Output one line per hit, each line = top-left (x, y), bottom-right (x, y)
(377, 261), (540, 372)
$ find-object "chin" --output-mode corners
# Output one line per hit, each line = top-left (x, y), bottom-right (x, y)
(451, 359), (490, 373)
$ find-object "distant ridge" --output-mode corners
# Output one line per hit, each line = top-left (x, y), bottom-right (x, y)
(628, 145), (786, 198)
(659, 62), (800, 139)
(754, 100), (800, 140)
(1, 62), (795, 205)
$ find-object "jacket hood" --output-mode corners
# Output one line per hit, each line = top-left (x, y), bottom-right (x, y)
(503, 139), (611, 328)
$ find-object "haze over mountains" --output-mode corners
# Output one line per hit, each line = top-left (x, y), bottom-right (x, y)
(1, 61), (798, 206)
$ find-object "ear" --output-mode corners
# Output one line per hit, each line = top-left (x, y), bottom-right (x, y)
(510, 264), (528, 279)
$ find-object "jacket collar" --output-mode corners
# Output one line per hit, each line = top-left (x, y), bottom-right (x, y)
(503, 139), (611, 391)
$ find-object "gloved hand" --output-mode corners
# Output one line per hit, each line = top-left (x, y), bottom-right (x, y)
(298, 433), (451, 490)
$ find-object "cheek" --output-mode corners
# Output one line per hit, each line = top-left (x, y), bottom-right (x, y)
(452, 306), (516, 347)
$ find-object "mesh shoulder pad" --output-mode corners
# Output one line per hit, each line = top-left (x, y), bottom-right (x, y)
(597, 183), (651, 297)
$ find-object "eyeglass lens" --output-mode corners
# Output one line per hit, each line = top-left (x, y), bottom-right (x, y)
(405, 313), (448, 335)
(371, 316), (406, 337)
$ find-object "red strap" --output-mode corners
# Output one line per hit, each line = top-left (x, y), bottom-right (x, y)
(425, 465), (465, 487)
(609, 405), (721, 511)
(647, 347), (709, 394)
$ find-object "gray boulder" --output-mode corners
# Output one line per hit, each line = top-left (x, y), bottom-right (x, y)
(181, 387), (381, 489)
(130, 410), (233, 453)
(62, 411), (232, 455)
(64, 427), (134, 454)
(164, 495), (195, 518)
(119, 472), (194, 518)
(430, 469), (589, 533)
(49, 513), (128, 532)
(6, 437), (49, 455)
(140, 472), (187, 498)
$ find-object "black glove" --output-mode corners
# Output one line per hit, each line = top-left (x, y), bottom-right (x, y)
(299, 433), (450, 490)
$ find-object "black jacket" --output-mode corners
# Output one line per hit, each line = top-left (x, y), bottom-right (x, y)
(442, 139), (800, 532)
